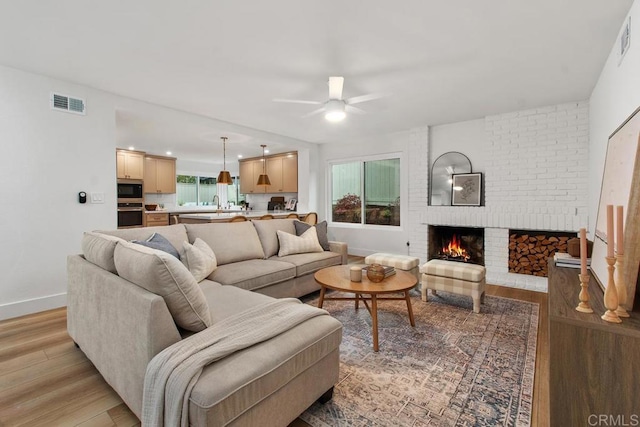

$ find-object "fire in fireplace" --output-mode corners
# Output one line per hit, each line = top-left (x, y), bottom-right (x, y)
(428, 225), (484, 265)
(440, 234), (471, 262)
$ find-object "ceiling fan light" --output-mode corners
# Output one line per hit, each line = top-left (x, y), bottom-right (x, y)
(325, 99), (346, 122)
(325, 110), (346, 122)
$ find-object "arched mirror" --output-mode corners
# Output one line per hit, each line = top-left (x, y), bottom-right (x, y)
(429, 152), (472, 206)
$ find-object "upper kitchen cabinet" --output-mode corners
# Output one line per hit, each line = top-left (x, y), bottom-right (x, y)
(266, 154), (298, 193)
(116, 149), (144, 180)
(144, 155), (176, 193)
(239, 159), (265, 194)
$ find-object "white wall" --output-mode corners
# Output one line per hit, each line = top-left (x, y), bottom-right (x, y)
(0, 65), (118, 319)
(589, 0), (640, 236)
(429, 119), (487, 174)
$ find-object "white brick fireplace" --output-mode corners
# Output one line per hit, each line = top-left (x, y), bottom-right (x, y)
(408, 101), (589, 292)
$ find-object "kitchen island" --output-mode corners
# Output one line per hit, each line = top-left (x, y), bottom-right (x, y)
(178, 211), (304, 223)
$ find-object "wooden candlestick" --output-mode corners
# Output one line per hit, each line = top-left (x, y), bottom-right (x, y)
(575, 273), (593, 313)
(601, 256), (622, 323)
(615, 254), (629, 317)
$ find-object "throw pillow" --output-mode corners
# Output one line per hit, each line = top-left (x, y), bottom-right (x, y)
(132, 232), (180, 259)
(180, 238), (217, 282)
(277, 227), (324, 257)
(81, 232), (126, 273)
(114, 241), (212, 332)
(294, 220), (330, 251)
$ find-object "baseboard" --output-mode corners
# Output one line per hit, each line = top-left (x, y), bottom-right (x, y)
(347, 248), (378, 257)
(0, 293), (67, 321)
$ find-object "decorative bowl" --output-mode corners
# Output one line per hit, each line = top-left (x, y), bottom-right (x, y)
(145, 204), (158, 211)
(366, 264), (385, 283)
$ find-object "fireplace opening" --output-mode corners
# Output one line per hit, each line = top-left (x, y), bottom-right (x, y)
(428, 226), (484, 265)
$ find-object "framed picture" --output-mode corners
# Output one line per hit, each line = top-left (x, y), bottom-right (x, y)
(590, 105), (640, 310)
(451, 173), (482, 206)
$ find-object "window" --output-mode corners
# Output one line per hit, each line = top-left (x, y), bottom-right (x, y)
(176, 175), (245, 207)
(330, 157), (400, 226)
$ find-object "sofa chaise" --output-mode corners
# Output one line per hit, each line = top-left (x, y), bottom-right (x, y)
(67, 219), (346, 426)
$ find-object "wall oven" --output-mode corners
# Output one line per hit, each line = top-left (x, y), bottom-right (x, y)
(117, 180), (143, 199)
(117, 201), (144, 228)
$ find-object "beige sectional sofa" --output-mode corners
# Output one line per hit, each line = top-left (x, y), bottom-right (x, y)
(67, 219), (346, 426)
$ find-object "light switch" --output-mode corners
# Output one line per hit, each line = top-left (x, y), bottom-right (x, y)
(91, 192), (105, 204)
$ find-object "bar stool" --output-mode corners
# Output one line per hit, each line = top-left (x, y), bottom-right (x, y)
(259, 214), (274, 220)
(229, 215), (248, 222)
(286, 213), (299, 219)
(303, 212), (317, 225)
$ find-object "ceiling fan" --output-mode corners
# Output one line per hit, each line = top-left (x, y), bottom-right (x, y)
(273, 76), (386, 122)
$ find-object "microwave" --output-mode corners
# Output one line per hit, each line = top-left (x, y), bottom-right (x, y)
(117, 180), (143, 199)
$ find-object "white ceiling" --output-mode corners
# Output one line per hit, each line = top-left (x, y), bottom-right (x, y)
(0, 0), (633, 162)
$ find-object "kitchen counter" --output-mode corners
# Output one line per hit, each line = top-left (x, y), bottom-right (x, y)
(178, 210), (303, 223)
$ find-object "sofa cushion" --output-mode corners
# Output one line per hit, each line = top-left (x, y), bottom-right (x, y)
(208, 259), (296, 292)
(251, 219), (296, 258)
(294, 220), (330, 251)
(272, 251), (342, 277)
(180, 238), (217, 282)
(185, 222), (265, 266)
(277, 228), (323, 257)
(113, 241), (212, 332)
(98, 224), (188, 255)
(190, 285), (342, 427)
(81, 232), (126, 274)
(132, 232), (180, 259)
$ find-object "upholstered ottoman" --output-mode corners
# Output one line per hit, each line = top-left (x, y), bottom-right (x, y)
(364, 253), (421, 281)
(420, 260), (486, 313)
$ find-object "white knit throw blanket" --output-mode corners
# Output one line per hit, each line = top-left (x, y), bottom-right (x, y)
(142, 298), (328, 427)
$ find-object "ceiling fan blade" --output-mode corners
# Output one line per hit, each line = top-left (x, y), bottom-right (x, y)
(328, 76), (344, 100)
(273, 98), (323, 105)
(345, 92), (388, 105)
(301, 108), (325, 118)
(345, 105), (366, 115)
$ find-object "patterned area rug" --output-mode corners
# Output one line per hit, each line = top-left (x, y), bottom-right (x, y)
(300, 289), (538, 427)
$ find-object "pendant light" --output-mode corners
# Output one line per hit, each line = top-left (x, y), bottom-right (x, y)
(256, 144), (271, 186)
(217, 136), (232, 185)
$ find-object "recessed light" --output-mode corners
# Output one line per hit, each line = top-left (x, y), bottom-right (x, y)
(238, 154), (243, 158)
(265, 149), (270, 154)
(128, 146), (135, 150)
(166, 151), (172, 155)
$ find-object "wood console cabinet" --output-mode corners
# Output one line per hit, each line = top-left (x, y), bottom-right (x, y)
(116, 149), (144, 180)
(548, 261), (640, 427)
(144, 155), (176, 194)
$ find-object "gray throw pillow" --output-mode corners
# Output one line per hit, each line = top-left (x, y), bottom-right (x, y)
(133, 232), (180, 259)
(294, 220), (330, 251)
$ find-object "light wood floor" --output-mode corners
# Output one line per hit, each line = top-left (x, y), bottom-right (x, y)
(0, 284), (548, 427)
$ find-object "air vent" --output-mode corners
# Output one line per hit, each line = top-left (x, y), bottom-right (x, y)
(50, 93), (86, 115)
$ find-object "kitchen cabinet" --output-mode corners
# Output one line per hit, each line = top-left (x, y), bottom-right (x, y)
(266, 155), (298, 193)
(240, 152), (297, 194)
(239, 159), (266, 194)
(116, 150), (144, 180)
(144, 212), (169, 227)
(144, 155), (176, 194)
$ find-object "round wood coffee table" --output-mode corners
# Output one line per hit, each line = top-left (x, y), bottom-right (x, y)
(314, 265), (416, 352)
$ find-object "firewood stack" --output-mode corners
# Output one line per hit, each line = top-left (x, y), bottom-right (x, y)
(508, 234), (569, 277)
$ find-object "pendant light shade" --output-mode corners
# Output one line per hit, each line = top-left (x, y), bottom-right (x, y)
(256, 144), (271, 186)
(217, 136), (233, 185)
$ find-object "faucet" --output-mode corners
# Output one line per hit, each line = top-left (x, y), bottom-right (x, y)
(212, 195), (220, 209)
